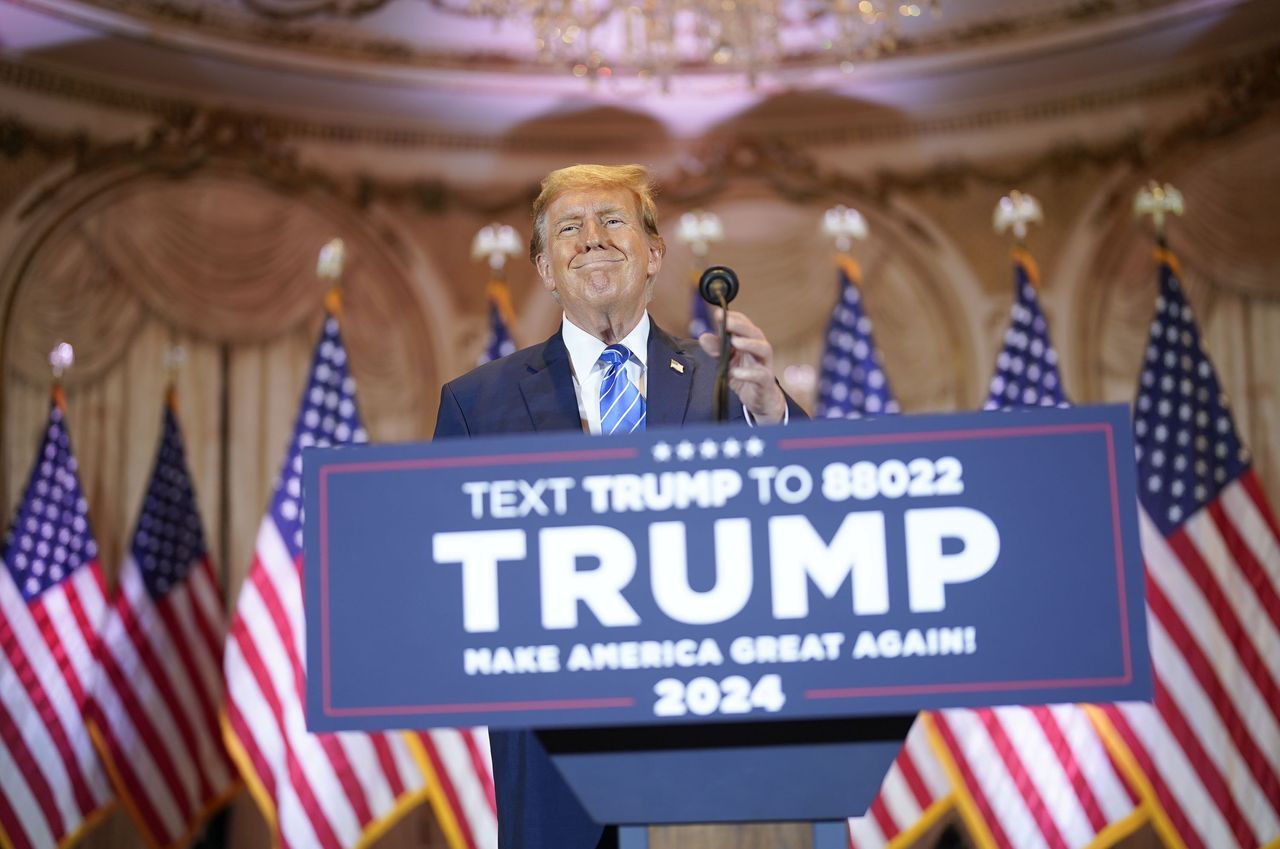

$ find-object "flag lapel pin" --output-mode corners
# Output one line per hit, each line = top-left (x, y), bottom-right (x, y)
(670, 358), (685, 374)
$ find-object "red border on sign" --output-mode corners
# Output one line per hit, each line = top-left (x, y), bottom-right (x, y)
(319, 446), (639, 718)
(778, 421), (1134, 703)
(317, 422), (1136, 720)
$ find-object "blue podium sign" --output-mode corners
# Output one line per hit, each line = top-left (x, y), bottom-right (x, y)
(303, 404), (1150, 734)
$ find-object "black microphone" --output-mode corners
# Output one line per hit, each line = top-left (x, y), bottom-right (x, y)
(699, 265), (739, 307)
(698, 265), (740, 422)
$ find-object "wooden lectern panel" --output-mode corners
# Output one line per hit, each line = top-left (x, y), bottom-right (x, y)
(649, 823), (812, 849)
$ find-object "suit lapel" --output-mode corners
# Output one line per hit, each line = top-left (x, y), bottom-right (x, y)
(520, 331), (583, 432)
(647, 323), (696, 428)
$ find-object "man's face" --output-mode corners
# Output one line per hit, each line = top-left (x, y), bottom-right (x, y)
(535, 185), (664, 335)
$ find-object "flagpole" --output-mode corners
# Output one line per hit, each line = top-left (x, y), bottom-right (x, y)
(993, 189), (1045, 293)
(815, 203), (899, 420)
(2, 340), (117, 848)
(932, 184), (1030, 839)
(164, 344), (186, 409)
(224, 233), (436, 849)
(49, 340), (73, 410)
(1086, 180), (1207, 849)
(472, 223), (521, 363)
(823, 203), (869, 297)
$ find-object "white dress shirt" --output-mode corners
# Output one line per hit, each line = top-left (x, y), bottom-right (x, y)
(562, 312), (650, 435)
(560, 310), (785, 431)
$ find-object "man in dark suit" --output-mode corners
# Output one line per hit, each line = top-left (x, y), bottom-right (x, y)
(434, 163), (805, 849)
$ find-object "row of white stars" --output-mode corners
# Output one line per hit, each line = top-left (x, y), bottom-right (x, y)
(651, 436), (765, 462)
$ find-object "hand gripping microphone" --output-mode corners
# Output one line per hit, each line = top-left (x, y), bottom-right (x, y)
(698, 265), (740, 421)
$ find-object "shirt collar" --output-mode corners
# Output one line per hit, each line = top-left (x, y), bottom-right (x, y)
(562, 311), (650, 377)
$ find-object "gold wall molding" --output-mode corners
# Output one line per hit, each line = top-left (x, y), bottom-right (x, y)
(2, 44), (1278, 219)
(607, 43), (1280, 206)
(2, 38), (1277, 153)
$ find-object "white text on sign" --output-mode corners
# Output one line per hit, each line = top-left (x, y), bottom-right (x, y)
(433, 507), (999, 633)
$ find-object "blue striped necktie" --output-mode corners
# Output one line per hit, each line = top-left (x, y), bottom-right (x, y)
(598, 345), (646, 434)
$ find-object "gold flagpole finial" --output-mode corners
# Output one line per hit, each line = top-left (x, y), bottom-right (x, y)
(822, 204), (868, 254)
(993, 190), (1043, 245)
(1133, 181), (1184, 244)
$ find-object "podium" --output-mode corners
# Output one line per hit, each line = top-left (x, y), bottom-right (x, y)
(303, 406), (1152, 834)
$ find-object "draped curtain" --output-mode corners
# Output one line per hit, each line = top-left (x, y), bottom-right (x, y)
(3, 172), (440, 598)
(3, 117), (1280, 849)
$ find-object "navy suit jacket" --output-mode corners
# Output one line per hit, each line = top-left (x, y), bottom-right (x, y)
(433, 320), (806, 849)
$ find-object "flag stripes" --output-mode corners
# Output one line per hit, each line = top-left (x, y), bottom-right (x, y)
(223, 312), (428, 849)
(947, 249), (1140, 848)
(92, 621), (196, 831)
(1108, 495), (1280, 848)
(833, 251), (952, 849)
(847, 719), (951, 849)
(88, 546), (236, 847)
(1035, 706), (1137, 830)
(4, 588), (111, 842)
(1156, 536), (1280, 803)
(847, 245), (1156, 849)
(228, 550), (362, 849)
(413, 730), (498, 849)
(417, 287), (514, 849)
(1094, 253), (1280, 849)
(1, 572), (107, 816)
(906, 249), (1140, 849)
(1, 401), (113, 849)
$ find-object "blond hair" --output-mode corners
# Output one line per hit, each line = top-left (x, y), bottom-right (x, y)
(529, 164), (662, 261)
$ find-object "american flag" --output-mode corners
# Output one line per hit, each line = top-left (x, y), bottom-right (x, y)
(984, 249), (1065, 410)
(85, 398), (236, 847)
(849, 249), (1143, 849)
(411, 282), (510, 849)
(1093, 250), (1280, 848)
(480, 281), (516, 365)
(223, 310), (428, 849)
(832, 253), (951, 848)
(846, 719), (952, 848)
(0, 393), (113, 849)
(930, 706), (1140, 849)
(816, 256), (898, 418)
(930, 249), (1141, 849)
(410, 729), (496, 849)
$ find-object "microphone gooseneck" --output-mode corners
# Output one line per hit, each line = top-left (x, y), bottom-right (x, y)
(698, 266), (740, 422)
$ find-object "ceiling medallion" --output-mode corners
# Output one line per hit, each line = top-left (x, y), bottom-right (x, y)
(428, 0), (937, 88)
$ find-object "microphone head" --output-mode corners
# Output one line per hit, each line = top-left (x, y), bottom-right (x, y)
(699, 265), (740, 306)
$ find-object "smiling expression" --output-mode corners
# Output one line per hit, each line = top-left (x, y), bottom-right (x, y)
(535, 185), (665, 340)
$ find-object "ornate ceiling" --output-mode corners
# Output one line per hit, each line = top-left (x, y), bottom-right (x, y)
(1, 0), (1277, 143)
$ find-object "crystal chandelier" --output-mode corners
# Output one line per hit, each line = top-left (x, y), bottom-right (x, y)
(430, 0), (936, 87)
